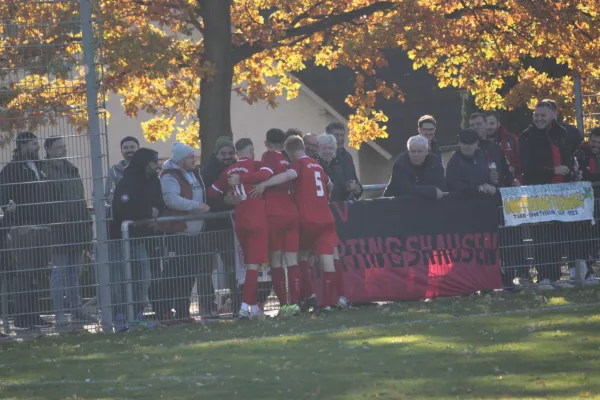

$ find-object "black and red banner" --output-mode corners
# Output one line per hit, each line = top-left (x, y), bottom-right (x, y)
(321, 195), (502, 303)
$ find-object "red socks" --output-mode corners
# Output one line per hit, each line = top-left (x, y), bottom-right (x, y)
(287, 265), (301, 305)
(242, 269), (259, 305)
(323, 272), (337, 307)
(271, 267), (287, 306)
(334, 259), (345, 297)
(299, 260), (314, 299)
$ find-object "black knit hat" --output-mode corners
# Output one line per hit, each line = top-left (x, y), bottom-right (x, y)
(44, 136), (63, 150)
(120, 136), (139, 148)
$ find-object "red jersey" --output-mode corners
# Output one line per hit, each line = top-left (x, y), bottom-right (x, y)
(287, 156), (334, 225)
(261, 150), (297, 217)
(208, 158), (272, 226)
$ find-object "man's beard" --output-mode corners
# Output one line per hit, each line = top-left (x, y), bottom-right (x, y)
(27, 151), (40, 160)
(124, 152), (135, 162)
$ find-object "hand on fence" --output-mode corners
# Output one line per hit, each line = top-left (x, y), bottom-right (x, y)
(554, 165), (570, 176)
(436, 188), (444, 200)
(228, 174), (240, 187)
(152, 207), (160, 219)
(195, 203), (210, 213)
(7, 200), (16, 212)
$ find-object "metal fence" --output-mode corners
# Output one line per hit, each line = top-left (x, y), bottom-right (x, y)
(1, 0), (110, 337)
(574, 75), (600, 134)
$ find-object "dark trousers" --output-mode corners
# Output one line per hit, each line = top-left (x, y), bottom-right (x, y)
(151, 234), (211, 320)
(9, 227), (52, 328)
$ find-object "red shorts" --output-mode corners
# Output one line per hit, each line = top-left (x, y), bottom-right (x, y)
(268, 215), (299, 252)
(299, 221), (339, 255)
(235, 220), (269, 266)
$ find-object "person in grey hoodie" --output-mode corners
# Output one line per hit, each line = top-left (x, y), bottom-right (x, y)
(155, 142), (211, 323)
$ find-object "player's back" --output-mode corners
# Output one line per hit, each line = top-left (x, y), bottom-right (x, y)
(223, 158), (263, 201)
(290, 156), (334, 225)
(261, 150), (297, 217)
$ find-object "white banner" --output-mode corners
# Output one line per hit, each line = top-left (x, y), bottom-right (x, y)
(500, 182), (595, 227)
(230, 214), (271, 285)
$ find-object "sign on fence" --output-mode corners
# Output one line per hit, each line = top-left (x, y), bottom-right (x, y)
(323, 196), (502, 304)
(500, 182), (595, 227)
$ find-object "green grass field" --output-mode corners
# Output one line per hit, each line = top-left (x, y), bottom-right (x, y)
(2, 287), (600, 399)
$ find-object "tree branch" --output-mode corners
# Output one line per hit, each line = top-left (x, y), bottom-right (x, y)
(444, 4), (509, 19)
(231, 1), (399, 65)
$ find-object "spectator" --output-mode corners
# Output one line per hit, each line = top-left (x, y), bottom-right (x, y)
(519, 101), (571, 286)
(0, 132), (54, 330)
(519, 101), (571, 185)
(384, 135), (445, 199)
(156, 143), (212, 323)
(109, 148), (164, 332)
(43, 137), (95, 325)
(541, 99), (584, 157)
(485, 111), (522, 182)
(105, 136), (139, 204)
(572, 127), (600, 182)
(317, 134), (359, 201)
(417, 115), (441, 157)
(200, 136), (243, 311)
(325, 122), (363, 200)
(446, 129), (497, 196)
(303, 133), (320, 160)
(285, 128), (303, 138)
(469, 113), (517, 187)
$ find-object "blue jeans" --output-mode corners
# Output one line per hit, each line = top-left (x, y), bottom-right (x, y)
(50, 248), (83, 320)
(109, 240), (150, 320)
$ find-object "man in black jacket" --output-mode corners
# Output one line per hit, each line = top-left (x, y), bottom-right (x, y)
(541, 99), (583, 157)
(519, 101), (571, 186)
(0, 132), (55, 330)
(519, 101), (571, 285)
(325, 122), (363, 200)
(469, 113), (517, 187)
(109, 148), (163, 331)
(384, 135), (445, 199)
(446, 129), (497, 196)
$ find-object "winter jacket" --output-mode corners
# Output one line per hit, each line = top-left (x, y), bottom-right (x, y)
(430, 139), (441, 158)
(0, 156), (56, 231)
(446, 149), (492, 195)
(519, 123), (570, 186)
(383, 152), (445, 199)
(319, 147), (362, 202)
(572, 143), (600, 183)
(109, 149), (164, 240)
(489, 126), (522, 182)
(478, 139), (515, 187)
(43, 159), (93, 248)
(561, 121), (584, 158)
(159, 159), (207, 234)
(200, 154), (233, 231)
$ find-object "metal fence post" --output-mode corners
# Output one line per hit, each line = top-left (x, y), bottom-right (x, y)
(121, 222), (136, 322)
(574, 76), (585, 134)
(80, 0), (113, 332)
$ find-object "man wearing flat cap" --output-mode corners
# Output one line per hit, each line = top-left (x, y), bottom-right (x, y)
(446, 129), (497, 196)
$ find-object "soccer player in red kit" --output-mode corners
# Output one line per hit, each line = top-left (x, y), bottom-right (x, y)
(208, 138), (273, 319)
(252, 135), (345, 310)
(261, 129), (302, 315)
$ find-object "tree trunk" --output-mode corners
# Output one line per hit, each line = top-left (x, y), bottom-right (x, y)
(198, 0), (233, 164)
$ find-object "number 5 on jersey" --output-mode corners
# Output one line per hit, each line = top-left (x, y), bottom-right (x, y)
(314, 171), (325, 197)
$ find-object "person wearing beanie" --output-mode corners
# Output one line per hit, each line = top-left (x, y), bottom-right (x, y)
(446, 129), (497, 196)
(0, 131), (54, 329)
(109, 148), (164, 332)
(104, 136), (140, 204)
(153, 142), (215, 323)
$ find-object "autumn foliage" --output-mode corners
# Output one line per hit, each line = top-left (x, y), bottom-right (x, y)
(1, 0), (599, 153)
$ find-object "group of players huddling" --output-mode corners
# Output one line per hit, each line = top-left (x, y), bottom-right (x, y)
(208, 129), (348, 319)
